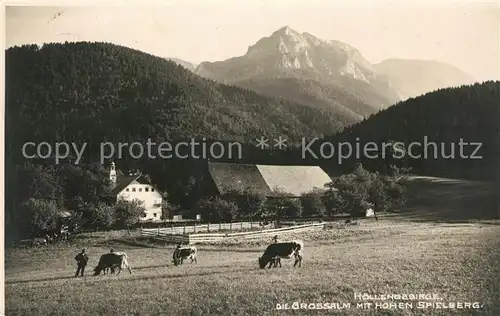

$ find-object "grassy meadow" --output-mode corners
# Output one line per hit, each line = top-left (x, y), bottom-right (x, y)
(5, 177), (500, 315)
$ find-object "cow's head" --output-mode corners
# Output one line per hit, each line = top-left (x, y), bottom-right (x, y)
(258, 256), (268, 269)
(93, 266), (103, 276)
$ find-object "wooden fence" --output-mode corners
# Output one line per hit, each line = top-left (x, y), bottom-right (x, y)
(141, 222), (326, 244)
(140, 221), (276, 235)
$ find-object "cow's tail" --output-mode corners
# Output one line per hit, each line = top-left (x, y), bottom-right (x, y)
(192, 251), (198, 263)
(122, 257), (132, 274)
(293, 240), (304, 257)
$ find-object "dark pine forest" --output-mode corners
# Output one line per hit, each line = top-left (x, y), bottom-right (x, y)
(5, 42), (500, 242)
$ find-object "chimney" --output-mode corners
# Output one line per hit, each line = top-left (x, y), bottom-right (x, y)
(109, 162), (117, 188)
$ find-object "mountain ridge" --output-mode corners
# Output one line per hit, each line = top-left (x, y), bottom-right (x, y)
(165, 57), (198, 72)
(373, 58), (475, 100)
(166, 26), (476, 120)
(195, 26), (401, 119)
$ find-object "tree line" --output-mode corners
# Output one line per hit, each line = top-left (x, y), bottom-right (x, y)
(5, 158), (407, 245)
(315, 81), (500, 181)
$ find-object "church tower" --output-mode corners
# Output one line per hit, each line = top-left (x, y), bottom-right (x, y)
(109, 161), (117, 188)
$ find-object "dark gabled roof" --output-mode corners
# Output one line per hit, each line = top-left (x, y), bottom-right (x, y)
(207, 162), (333, 197)
(110, 174), (141, 195)
(208, 162), (273, 196)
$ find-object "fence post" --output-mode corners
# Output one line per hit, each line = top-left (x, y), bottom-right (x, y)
(157, 225), (160, 236)
(250, 218), (252, 229)
(219, 222), (221, 232)
(193, 222), (196, 233)
(230, 221), (232, 233)
(241, 221), (243, 230)
(207, 222), (210, 232)
(183, 223), (186, 235)
(171, 223), (173, 234)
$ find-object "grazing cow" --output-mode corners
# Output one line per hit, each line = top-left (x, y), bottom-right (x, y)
(258, 240), (304, 269)
(270, 257), (281, 268)
(94, 252), (132, 276)
(31, 237), (48, 247)
(103, 249), (116, 275)
(172, 245), (197, 266)
(59, 225), (70, 241)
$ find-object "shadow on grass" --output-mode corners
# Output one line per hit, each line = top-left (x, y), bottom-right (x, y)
(6, 275), (76, 284)
(71, 235), (103, 241)
(388, 189), (498, 223)
(389, 208), (499, 223)
(6, 262), (278, 285)
(107, 266), (262, 283)
(197, 248), (262, 253)
(131, 263), (172, 270)
(93, 238), (162, 249)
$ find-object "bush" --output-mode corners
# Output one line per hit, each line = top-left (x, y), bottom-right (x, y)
(113, 198), (146, 229)
(324, 163), (407, 217)
(301, 190), (326, 217)
(196, 197), (238, 222)
(223, 189), (267, 218)
(263, 190), (303, 220)
(21, 198), (60, 237)
(87, 202), (115, 230)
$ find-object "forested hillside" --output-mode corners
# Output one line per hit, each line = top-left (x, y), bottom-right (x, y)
(6, 42), (353, 160)
(5, 42), (356, 242)
(236, 77), (374, 120)
(316, 81), (500, 181)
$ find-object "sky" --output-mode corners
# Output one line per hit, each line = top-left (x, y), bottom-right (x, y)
(5, 0), (500, 82)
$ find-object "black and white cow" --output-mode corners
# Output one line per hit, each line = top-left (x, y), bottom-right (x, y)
(258, 240), (304, 269)
(31, 237), (48, 247)
(172, 245), (198, 266)
(94, 252), (132, 276)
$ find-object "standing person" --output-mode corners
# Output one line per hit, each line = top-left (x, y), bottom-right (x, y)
(172, 244), (182, 265)
(74, 249), (89, 277)
(272, 235), (278, 243)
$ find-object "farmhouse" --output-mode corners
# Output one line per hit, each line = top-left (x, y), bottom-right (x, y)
(207, 162), (333, 197)
(108, 162), (163, 222)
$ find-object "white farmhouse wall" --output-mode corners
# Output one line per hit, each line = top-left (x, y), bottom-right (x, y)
(365, 208), (375, 217)
(117, 180), (163, 221)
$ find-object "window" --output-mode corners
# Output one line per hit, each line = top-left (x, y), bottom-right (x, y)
(139, 188), (142, 192)
(153, 213), (157, 217)
(151, 188), (155, 192)
(145, 187), (149, 192)
(126, 188), (129, 192)
(132, 188), (136, 192)
(142, 213), (147, 217)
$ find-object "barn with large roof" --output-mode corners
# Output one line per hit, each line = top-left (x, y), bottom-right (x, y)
(206, 162), (333, 198)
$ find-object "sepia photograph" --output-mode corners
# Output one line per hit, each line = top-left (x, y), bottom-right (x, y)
(3, 0), (500, 315)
